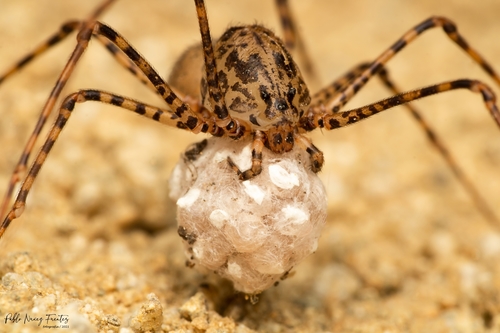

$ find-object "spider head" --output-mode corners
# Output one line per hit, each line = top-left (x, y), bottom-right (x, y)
(201, 25), (310, 135)
(265, 121), (295, 153)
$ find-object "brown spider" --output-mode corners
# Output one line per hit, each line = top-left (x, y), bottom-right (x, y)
(1, 0), (500, 277)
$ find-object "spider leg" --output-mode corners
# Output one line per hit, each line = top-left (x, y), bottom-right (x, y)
(325, 16), (500, 112)
(0, 0), (116, 85)
(310, 61), (498, 222)
(0, 19), (219, 235)
(194, 0), (235, 130)
(304, 79), (500, 227)
(274, 0), (320, 88)
(312, 80), (500, 130)
(0, 21), (81, 85)
(376, 68), (499, 224)
(0, 89), (200, 239)
(294, 134), (324, 173)
(311, 63), (370, 106)
(0, 1), (118, 224)
(227, 131), (266, 180)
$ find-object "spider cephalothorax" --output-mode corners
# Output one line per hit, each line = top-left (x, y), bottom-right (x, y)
(206, 25), (310, 134)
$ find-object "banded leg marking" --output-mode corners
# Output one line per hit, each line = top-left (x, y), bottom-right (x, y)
(0, 88), (199, 239)
(376, 68), (499, 224)
(227, 131), (266, 180)
(193, 0), (232, 128)
(274, 0), (319, 87)
(326, 16), (500, 113)
(318, 80), (500, 130)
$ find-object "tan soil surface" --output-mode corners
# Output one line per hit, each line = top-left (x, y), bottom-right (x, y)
(0, 1), (499, 332)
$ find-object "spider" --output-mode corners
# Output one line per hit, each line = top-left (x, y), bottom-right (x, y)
(0, 0), (499, 296)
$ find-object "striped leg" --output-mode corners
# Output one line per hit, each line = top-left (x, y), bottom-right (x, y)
(0, 1), (117, 220)
(0, 89), (199, 239)
(194, 0), (234, 130)
(311, 63), (370, 107)
(376, 68), (499, 224)
(227, 131), (266, 180)
(324, 16), (500, 113)
(311, 62), (499, 223)
(295, 134), (324, 173)
(312, 80), (500, 130)
(304, 79), (500, 228)
(274, 0), (319, 88)
(0, 18), (217, 237)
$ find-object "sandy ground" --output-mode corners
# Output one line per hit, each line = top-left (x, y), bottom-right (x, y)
(0, 0), (500, 332)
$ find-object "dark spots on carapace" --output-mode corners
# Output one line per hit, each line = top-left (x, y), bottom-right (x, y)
(251, 30), (266, 52)
(249, 114), (260, 126)
(218, 26), (239, 44)
(229, 96), (256, 113)
(260, 86), (271, 103)
(273, 51), (286, 79)
(231, 81), (254, 100)
(225, 49), (263, 84)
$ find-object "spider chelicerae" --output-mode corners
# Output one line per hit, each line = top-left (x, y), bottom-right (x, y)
(0, 0), (499, 296)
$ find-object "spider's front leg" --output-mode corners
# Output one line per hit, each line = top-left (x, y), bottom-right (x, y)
(0, 18), (217, 239)
(0, 89), (210, 239)
(226, 131), (266, 180)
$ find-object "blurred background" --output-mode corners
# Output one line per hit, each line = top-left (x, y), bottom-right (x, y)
(0, 1), (499, 332)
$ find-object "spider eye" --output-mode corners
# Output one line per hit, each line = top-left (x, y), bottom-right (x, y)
(286, 87), (296, 103)
(259, 86), (271, 102)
